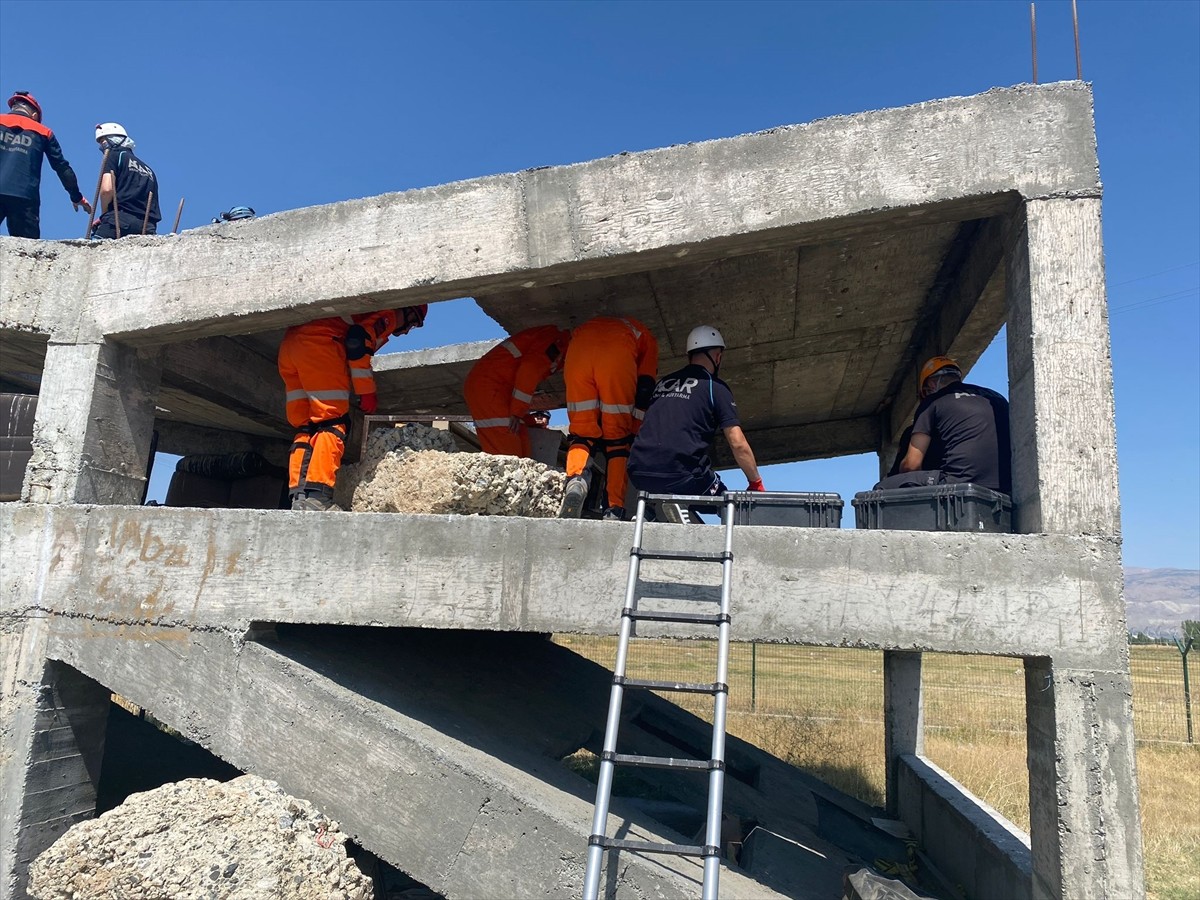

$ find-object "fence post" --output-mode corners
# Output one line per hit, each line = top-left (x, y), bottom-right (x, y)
(750, 642), (757, 711)
(1175, 636), (1194, 743)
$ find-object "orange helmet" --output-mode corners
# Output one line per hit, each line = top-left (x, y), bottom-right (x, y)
(920, 355), (961, 388)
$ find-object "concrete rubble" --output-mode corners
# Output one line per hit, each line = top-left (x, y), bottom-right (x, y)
(27, 774), (372, 900)
(336, 423), (565, 517)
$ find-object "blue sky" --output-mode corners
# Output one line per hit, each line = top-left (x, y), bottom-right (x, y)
(2, 1), (1197, 569)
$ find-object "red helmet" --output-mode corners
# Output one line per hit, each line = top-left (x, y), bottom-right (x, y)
(7, 91), (42, 119)
(394, 304), (428, 333)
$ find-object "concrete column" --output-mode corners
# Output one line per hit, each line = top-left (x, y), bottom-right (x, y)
(1, 648), (110, 900)
(1005, 198), (1119, 535)
(23, 341), (162, 505)
(883, 650), (923, 816)
(1024, 658), (1145, 900)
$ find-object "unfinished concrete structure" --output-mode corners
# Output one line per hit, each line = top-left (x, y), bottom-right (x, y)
(1, 82), (1142, 899)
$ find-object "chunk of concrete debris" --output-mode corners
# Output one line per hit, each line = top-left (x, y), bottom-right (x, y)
(27, 775), (372, 900)
(336, 423), (565, 517)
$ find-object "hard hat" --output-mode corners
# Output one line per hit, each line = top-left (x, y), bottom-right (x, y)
(7, 91), (42, 119)
(686, 325), (726, 354)
(396, 304), (428, 332)
(95, 122), (129, 142)
(919, 355), (961, 387)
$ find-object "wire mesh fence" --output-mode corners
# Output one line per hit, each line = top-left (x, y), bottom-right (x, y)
(553, 635), (1196, 745)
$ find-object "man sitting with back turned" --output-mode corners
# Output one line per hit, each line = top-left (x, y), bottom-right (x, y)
(875, 355), (1011, 493)
(627, 324), (764, 499)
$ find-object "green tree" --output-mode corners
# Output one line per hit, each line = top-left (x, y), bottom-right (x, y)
(1182, 620), (1200, 645)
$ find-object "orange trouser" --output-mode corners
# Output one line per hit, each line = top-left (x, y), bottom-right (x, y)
(463, 368), (531, 458)
(564, 340), (637, 510)
(278, 327), (351, 495)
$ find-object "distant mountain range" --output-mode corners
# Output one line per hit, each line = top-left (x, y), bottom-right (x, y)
(1124, 568), (1200, 634)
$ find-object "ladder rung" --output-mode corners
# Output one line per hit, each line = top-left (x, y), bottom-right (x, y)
(633, 549), (731, 563)
(590, 836), (715, 858)
(618, 677), (727, 695)
(623, 609), (729, 625)
(607, 752), (715, 772)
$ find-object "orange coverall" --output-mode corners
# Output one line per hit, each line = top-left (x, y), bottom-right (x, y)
(277, 309), (404, 498)
(463, 325), (570, 458)
(564, 316), (658, 509)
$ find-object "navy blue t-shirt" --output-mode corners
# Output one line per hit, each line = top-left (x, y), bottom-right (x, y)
(628, 364), (740, 482)
(911, 381), (1011, 493)
(99, 148), (160, 233)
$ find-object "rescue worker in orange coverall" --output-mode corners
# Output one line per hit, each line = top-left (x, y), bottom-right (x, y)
(278, 304), (428, 510)
(463, 325), (571, 458)
(559, 316), (658, 521)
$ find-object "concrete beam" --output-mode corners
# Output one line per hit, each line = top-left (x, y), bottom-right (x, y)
(161, 336), (286, 433)
(1006, 199), (1119, 535)
(897, 754), (1032, 900)
(2, 504), (1126, 666)
(882, 214), (1012, 443)
(0, 85), (1099, 346)
(23, 342), (161, 505)
(1024, 660), (1145, 900)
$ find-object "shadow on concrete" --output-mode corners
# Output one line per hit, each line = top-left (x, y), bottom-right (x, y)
(261, 624), (940, 899)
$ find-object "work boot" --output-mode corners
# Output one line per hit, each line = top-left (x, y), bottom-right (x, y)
(559, 475), (589, 518)
(291, 491), (340, 512)
(602, 506), (626, 522)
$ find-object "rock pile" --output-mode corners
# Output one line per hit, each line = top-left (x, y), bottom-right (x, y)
(335, 423), (565, 517)
(28, 775), (372, 900)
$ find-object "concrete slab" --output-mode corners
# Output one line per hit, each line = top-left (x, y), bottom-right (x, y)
(1, 83), (1098, 465)
(41, 624), (804, 899)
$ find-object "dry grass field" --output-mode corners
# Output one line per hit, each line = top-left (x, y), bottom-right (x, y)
(554, 636), (1199, 900)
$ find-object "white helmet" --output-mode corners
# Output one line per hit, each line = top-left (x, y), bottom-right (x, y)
(686, 325), (725, 354)
(95, 122), (129, 142)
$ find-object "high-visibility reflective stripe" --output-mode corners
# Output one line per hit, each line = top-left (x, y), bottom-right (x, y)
(474, 417), (511, 429)
(285, 389), (310, 402)
(512, 388), (533, 403)
(501, 340), (521, 358)
(600, 402), (634, 415)
(633, 408), (645, 420)
(305, 389), (350, 401)
(620, 318), (642, 340)
(350, 370), (373, 383)
(568, 399), (599, 412)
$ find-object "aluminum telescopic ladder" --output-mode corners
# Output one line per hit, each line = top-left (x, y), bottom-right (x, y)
(582, 491), (737, 900)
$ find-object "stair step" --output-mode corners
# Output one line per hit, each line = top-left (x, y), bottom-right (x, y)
(618, 677), (725, 695)
(624, 609), (728, 625)
(609, 752), (712, 772)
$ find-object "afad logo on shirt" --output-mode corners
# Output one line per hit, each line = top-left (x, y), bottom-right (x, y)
(656, 376), (701, 399)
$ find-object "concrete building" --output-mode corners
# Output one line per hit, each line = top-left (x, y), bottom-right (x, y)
(1, 82), (1142, 899)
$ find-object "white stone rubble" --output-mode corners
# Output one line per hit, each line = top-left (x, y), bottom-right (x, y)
(27, 775), (372, 900)
(336, 423), (565, 517)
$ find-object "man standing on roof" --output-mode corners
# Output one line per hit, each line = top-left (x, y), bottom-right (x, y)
(278, 304), (428, 511)
(0, 91), (91, 238)
(874, 355), (1011, 493)
(463, 325), (571, 458)
(559, 316), (658, 521)
(91, 123), (160, 238)
(628, 325), (764, 499)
